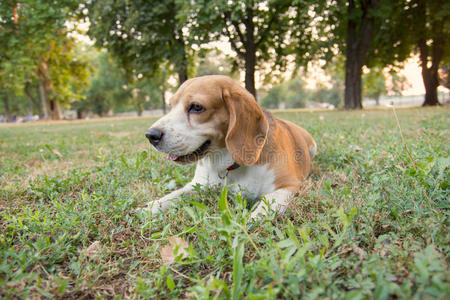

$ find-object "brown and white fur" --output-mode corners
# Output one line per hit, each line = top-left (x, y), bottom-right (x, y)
(144, 75), (316, 219)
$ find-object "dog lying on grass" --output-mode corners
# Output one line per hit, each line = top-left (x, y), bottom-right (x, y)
(145, 75), (316, 219)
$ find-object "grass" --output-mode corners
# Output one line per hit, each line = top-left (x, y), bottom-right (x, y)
(0, 107), (449, 299)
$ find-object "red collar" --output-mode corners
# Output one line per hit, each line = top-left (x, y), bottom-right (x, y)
(219, 162), (240, 179)
(226, 162), (240, 171)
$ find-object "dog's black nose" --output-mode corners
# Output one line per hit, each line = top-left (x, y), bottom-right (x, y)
(145, 128), (164, 146)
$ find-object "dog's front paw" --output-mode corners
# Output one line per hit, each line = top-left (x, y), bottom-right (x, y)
(149, 200), (168, 214)
(250, 207), (266, 220)
(137, 200), (168, 216)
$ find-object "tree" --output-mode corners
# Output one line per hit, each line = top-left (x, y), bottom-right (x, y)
(36, 37), (90, 119)
(88, 0), (191, 86)
(363, 66), (411, 105)
(0, 1), (34, 121)
(0, 0), (89, 120)
(387, 69), (410, 97)
(183, 0), (307, 99)
(195, 49), (238, 79)
(311, 85), (342, 107)
(144, 65), (173, 115)
(82, 53), (130, 117)
(363, 67), (386, 105)
(261, 78), (310, 108)
(404, 0), (449, 106)
(316, 1), (412, 109)
(323, 56), (346, 107)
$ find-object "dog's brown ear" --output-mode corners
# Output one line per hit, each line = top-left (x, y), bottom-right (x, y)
(222, 86), (269, 166)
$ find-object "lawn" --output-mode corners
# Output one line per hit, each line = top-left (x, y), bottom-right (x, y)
(0, 107), (449, 299)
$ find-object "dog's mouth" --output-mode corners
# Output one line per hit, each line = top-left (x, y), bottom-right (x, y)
(166, 140), (211, 163)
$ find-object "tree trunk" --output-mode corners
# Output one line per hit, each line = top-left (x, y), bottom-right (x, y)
(344, 0), (377, 110)
(344, 50), (363, 109)
(25, 81), (43, 117)
(49, 100), (62, 120)
(3, 92), (11, 122)
(421, 67), (439, 106)
(137, 103), (143, 116)
(244, 7), (257, 100)
(178, 69), (188, 86)
(76, 109), (83, 119)
(416, 0), (443, 106)
(38, 75), (50, 120)
(375, 94), (380, 106)
(244, 51), (256, 100)
(37, 62), (62, 120)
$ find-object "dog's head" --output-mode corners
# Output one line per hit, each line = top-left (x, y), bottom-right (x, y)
(146, 75), (268, 165)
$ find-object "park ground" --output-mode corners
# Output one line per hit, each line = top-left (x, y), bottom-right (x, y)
(0, 107), (449, 299)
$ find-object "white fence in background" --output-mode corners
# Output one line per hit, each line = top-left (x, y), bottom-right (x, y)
(363, 92), (450, 107)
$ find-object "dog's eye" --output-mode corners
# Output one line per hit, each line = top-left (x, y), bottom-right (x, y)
(188, 103), (205, 113)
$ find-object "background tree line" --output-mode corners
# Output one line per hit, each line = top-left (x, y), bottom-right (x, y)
(0, 0), (448, 120)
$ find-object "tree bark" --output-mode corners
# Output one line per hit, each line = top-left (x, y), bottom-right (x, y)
(3, 92), (11, 122)
(244, 50), (257, 100)
(49, 100), (62, 120)
(421, 66), (440, 106)
(37, 63), (62, 120)
(244, 6), (257, 100)
(375, 94), (380, 106)
(416, 0), (443, 106)
(178, 71), (187, 86)
(344, 0), (378, 110)
(25, 81), (43, 117)
(136, 96), (143, 116)
(38, 75), (50, 120)
(76, 109), (83, 119)
(344, 50), (363, 109)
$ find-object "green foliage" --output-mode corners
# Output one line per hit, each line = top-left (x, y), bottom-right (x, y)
(0, 0), (89, 119)
(363, 68), (387, 103)
(1, 107), (448, 298)
(182, 0), (313, 88)
(311, 86), (342, 107)
(83, 52), (130, 116)
(45, 39), (91, 106)
(261, 78), (309, 108)
(88, 0), (191, 83)
(261, 78), (342, 108)
(403, 0), (450, 63)
(315, 0), (411, 67)
(195, 49), (239, 78)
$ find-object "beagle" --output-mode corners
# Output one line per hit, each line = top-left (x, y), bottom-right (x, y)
(145, 75), (316, 219)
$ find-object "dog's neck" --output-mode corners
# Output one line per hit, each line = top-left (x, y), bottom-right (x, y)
(202, 147), (236, 173)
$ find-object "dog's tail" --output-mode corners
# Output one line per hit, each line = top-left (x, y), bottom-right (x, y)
(309, 139), (317, 159)
(297, 126), (317, 159)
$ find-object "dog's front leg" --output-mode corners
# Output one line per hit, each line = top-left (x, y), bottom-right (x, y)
(250, 189), (294, 220)
(146, 183), (194, 214)
(145, 161), (214, 215)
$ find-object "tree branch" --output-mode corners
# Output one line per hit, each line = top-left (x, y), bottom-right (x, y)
(223, 11), (245, 58)
(231, 20), (246, 48)
(418, 38), (428, 71)
(224, 24), (245, 59)
(430, 20), (445, 73)
(356, 0), (378, 65)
